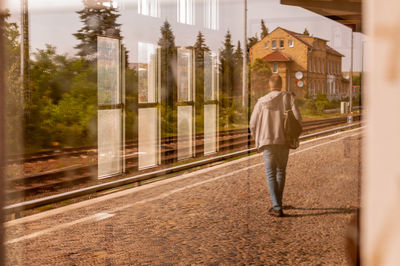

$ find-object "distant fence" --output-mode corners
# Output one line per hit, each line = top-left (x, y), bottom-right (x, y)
(324, 106), (361, 114)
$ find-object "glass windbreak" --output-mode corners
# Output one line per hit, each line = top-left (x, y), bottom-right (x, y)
(98, 36), (121, 106)
(1, 0), (363, 264)
(138, 42), (158, 103)
(177, 48), (194, 102)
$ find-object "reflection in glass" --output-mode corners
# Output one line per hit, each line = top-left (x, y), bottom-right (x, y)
(204, 104), (218, 154)
(204, 0), (219, 30)
(138, 0), (160, 17)
(139, 107), (159, 169)
(177, 0), (194, 25)
(204, 51), (218, 102)
(98, 36), (121, 105)
(178, 105), (193, 160)
(98, 109), (123, 178)
(98, 36), (123, 179)
(177, 48), (194, 102)
(138, 42), (158, 103)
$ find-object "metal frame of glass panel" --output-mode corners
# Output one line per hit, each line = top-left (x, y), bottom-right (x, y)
(177, 48), (195, 160)
(203, 51), (219, 155)
(138, 42), (161, 169)
(97, 36), (125, 179)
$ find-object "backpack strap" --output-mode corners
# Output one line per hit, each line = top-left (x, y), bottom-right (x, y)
(283, 92), (291, 112)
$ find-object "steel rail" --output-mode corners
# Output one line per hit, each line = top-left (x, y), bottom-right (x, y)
(7, 114), (361, 164)
(4, 122), (362, 215)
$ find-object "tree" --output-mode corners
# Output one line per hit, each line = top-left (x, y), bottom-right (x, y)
(74, 0), (121, 57)
(26, 46), (98, 149)
(247, 33), (259, 53)
(158, 20), (177, 137)
(249, 58), (272, 106)
(260, 19), (269, 39)
(192, 31), (210, 131)
(220, 30), (235, 98)
(233, 41), (244, 96)
(192, 31), (210, 69)
(2, 10), (24, 154)
(303, 28), (310, 36)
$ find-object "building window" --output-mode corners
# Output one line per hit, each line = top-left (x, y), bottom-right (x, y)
(264, 42), (268, 49)
(272, 40), (276, 49)
(273, 62), (278, 73)
(333, 81), (336, 95)
(138, 0), (160, 17)
(308, 57), (311, 72)
(288, 40), (294, 47)
(317, 80), (320, 93)
(177, 0), (194, 25)
(313, 59), (316, 72)
(321, 80), (324, 94)
(313, 80), (317, 96)
(322, 60), (324, 73)
(204, 0), (219, 30)
(279, 40), (284, 49)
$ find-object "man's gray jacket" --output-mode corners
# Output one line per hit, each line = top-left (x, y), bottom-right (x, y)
(250, 90), (302, 151)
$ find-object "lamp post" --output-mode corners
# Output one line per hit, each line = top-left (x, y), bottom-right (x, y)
(242, 0), (247, 107)
(21, 0), (30, 104)
(0, 2), (5, 265)
(349, 28), (353, 114)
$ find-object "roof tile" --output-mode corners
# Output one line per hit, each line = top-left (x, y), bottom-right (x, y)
(263, 50), (293, 62)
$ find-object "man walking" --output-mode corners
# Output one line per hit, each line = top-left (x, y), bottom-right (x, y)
(250, 74), (301, 217)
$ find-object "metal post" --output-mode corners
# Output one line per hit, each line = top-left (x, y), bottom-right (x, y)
(360, 40), (365, 108)
(0, 3), (6, 265)
(349, 29), (353, 113)
(21, 0), (30, 104)
(242, 0), (247, 107)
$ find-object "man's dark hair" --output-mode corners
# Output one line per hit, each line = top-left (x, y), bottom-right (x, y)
(269, 74), (282, 89)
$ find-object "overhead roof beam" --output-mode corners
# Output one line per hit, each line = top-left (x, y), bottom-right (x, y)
(281, 0), (361, 14)
(281, 0), (363, 32)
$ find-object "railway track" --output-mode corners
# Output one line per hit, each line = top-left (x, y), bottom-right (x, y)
(5, 115), (360, 204)
(7, 115), (358, 164)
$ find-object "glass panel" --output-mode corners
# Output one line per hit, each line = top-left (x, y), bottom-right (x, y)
(138, 0), (160, 17)
(204, 51), (218, 101)
(204, 0), (219, 30)
(138, 42), (158, 103)
(98, 36), (120, 106)
(177, 0), (194, 25)
(177, 105), (193, 160)
(98, 109), (122, 178)
(204, 104), (217, 155)
(138, 107), (159, 169)
(177, 48), (193, 102)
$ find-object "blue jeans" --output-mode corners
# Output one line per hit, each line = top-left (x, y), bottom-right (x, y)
(263, 145), (289, 211)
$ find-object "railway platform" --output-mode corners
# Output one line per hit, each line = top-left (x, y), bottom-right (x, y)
(4, 128), (362, 265)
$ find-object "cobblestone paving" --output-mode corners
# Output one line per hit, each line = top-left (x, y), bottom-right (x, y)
(5, 130), (361, 265)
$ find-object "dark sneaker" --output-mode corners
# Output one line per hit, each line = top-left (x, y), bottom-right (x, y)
(268, 208), (284, 217)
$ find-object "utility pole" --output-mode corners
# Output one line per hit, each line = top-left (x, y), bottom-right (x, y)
(0, 3), (6, 266)
(360, 40), (365, 108)
(349, 29), (353, 113)
(242, 0), (247, 107)
(21, 0), (30, 104)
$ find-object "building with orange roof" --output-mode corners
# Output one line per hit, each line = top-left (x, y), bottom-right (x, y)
(249, 27), (348, 99)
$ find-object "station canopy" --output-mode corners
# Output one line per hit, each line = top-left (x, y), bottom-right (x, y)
(280, 0), (362, 32)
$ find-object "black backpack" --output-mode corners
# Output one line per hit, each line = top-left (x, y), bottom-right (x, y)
(283, 92), (302, 149)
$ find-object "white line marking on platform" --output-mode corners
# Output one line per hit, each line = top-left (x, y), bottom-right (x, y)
(5, 130), (362, 244)
(94, 212), (115, 221)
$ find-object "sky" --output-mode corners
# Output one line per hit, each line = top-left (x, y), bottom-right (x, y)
(5, 0), (366, 71)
